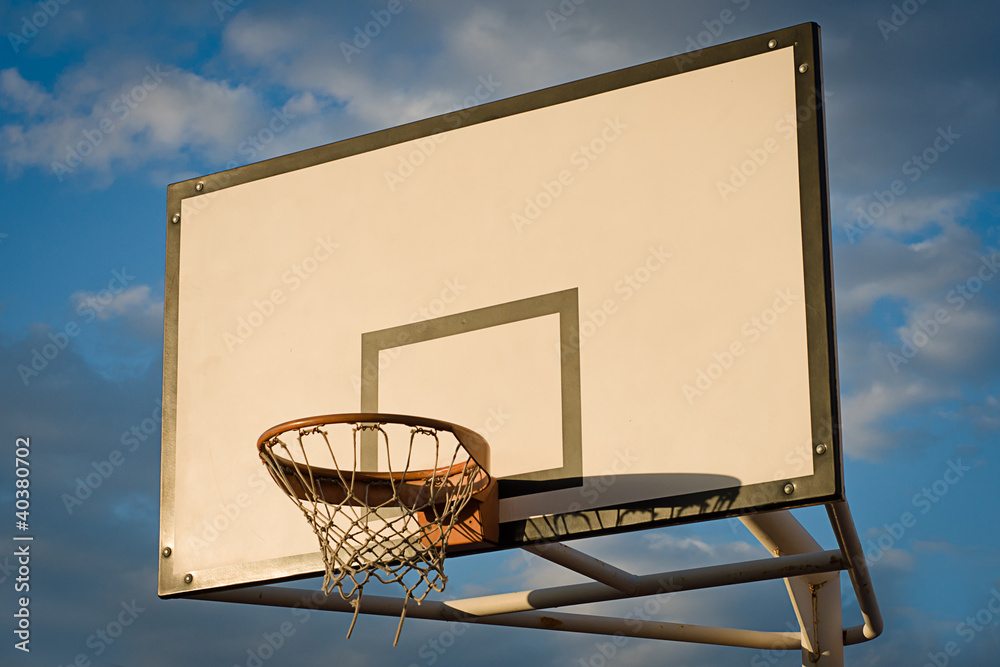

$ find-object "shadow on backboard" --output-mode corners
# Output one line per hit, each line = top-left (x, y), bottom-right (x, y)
(501, 473), (743, 543)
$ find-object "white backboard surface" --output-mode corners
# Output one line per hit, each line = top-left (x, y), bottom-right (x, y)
(160, 23), (841, 596)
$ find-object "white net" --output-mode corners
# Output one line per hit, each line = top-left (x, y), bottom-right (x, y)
(258, 418), (488, 643)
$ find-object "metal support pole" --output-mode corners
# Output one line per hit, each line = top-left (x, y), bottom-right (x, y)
(197, 585), (804, 650)
(445, 550), (842, 616)
(741, 510), (844, 666)
(183, 506), (881, 658)
(827, 500), (884, 644)
(521, 541), (640, 594)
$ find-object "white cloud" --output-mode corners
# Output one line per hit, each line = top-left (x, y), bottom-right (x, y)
(69, 284), (163, 338)
(223, 13), (455, 135)
(828, 182), (1000, 458)
(876, 546), (916, 572)
(838, 193), (974, 242)
(134, 71), (260, 157)
(837, 296), (1000, 459)
(965, 395), (1000, 433)
(218, 3), (642, 140)
(893, 304), (1000, 374)
(284, 90), (321, 116)
(642, 530), (763, 565)
(835, 216), (985, 315)
(832, 195), (1000, 457)
(840, 379), (945, 460)
(443, 6), (637, 93)
(0, 68), (53, 114)
(0, 64), (263, 181)
(222, 10), (307, 60)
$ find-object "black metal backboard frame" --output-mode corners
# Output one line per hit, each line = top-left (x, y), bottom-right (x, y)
(161, 22), (841, 596)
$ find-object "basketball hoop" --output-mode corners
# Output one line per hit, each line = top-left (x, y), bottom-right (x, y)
(258, 413), (497, 644)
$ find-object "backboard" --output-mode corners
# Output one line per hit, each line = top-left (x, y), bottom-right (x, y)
(160, 23), (841, 597)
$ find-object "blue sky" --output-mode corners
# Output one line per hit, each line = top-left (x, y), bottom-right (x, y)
(1, 0), (998, 665)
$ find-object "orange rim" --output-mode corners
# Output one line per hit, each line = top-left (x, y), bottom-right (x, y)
(257, 412), (491, 480)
